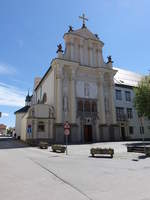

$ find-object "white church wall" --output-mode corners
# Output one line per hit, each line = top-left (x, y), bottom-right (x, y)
(21, 114), (28, 141)
(15, 113), (24, 137)
(76, 80), (97, 99)
(34, 104), (50, 118)
(36, 69), (55, 105)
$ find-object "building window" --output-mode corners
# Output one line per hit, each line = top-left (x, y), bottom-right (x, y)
(84, 100), (91, 112)
(43, 93), (47, 104)
(125, 91), (131, 101)
(127, 108), (133, 119)
(37, 121), (45, 132)
(116, 89), (122, 100)
(84, 83), (90, 97)
(129, 126), (134, 134)
(40, 86), (42, 101)
(140, 126), (144, 134)
(116, 107), (125, 121)
(92, 101), (97, 112)
(77, 100), (83, 112)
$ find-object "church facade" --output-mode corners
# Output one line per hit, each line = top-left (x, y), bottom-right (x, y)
(16, 16), (149, 144)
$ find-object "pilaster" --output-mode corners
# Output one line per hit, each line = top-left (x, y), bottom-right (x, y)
(98, 73), (106, 124)
(70, 68), (76, 123)
(56, 64), (63, 123)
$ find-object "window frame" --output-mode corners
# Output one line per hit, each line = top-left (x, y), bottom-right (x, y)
(125, 91), (131, 102)
(115, 89), (122, 100)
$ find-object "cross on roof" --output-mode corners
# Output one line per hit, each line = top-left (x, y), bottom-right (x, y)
(79, 13), (88, 28)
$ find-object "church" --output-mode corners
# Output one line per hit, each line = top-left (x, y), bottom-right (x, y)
(15, 15), (136, 144)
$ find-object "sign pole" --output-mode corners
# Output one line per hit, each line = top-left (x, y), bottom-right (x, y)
(66, 135), (68, 155)
(64, 121), (70, 156)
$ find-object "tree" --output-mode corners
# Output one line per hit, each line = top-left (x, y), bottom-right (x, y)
(134, 75), (150, 118)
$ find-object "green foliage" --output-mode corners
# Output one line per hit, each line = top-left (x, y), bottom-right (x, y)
(134, 75), (150, 118)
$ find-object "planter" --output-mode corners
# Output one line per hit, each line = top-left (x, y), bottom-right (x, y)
(90, 148), (114, 158)
(39, 141), (48, 149)
(51, 144), (66, 153)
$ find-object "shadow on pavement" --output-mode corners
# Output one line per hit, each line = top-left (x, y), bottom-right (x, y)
(88, 155), (113, 159)
(0, 137), (29, 149)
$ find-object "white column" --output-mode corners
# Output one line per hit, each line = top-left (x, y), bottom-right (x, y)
(70, 38), (74, 61)
(56, 65), (63, 123)
(98, 73), (106, 124)
(109, 75), (116, 124)
(79, 39), (84, 65)
(70, 69), (76, 123)
(89, 43), (93, 66)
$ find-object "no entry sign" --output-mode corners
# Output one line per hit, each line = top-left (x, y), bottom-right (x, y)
(64, 128), (70, 136)
(64, 121), (70, 130)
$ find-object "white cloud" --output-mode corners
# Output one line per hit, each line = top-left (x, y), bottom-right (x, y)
(0, 63), (16, 75)
(2, 113), (9, 117)
(0, 82), (25, 107)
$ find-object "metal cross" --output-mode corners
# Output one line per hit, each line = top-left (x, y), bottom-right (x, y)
(79, 13), (88, 28)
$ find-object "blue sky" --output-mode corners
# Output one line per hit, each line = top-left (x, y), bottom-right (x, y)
(0, 0), (150, 127)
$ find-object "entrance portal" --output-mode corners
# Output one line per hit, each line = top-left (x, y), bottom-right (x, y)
(121, 127), (126, 140)
(84, 125), (92, 143)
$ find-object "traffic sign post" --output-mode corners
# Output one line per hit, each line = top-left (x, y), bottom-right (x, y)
(64, 121), (70, 155)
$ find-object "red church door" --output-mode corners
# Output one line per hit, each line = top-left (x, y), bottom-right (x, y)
(84, 125), (92, 143)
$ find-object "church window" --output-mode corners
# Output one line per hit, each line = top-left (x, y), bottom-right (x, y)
(84, 100), (90, 112)
(84, 83), (90, 97)
(77, 100), (83, 112)
(37, 121), (45, 132)
(40, 86), (42, 101)
(92, 101), (97, 112)
(43, 93), (47, 104)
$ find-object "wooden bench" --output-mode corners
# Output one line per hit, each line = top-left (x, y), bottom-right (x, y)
(39, 141), (48, 149)
(51, 145), (66, 153)
(90, 148), (114, 158)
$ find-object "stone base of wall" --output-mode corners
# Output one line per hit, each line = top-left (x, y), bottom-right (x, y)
(26, 138), (54, 146)
(99, 124), (120, 142)
(54, 123), (80, 144)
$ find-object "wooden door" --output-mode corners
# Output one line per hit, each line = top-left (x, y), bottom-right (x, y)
(84, 125), (92, 143)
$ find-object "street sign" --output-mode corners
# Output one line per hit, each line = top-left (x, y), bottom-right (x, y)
(64, 121), (70, 130)
(27, 125), (32, 134)
(64, 128), (70, 136)
(64, 121), (71, 155)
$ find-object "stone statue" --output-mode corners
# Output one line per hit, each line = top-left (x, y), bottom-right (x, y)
(68, 25), (73, 32)
(56, 44), (63, 53)
(95, 34), (99, 39)
(107, 56), (113, 63)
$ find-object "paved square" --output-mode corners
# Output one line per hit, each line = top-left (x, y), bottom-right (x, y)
(0, 138), (150, 200)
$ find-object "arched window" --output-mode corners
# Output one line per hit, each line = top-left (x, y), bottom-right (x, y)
(92, 101), (97, 112)
(37, 121), (45, 132)
(84, 83), (90, 97)
(43, 93), (47, 104)
(84, 101), (90, 112)
(78, 100), (83, 112)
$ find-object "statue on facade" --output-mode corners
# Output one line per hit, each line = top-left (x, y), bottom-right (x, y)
(68, 25), (73, 32)
(56, 44), (63, 53)
(107, 56), (113, 63)
(95, 34), (99, 39)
